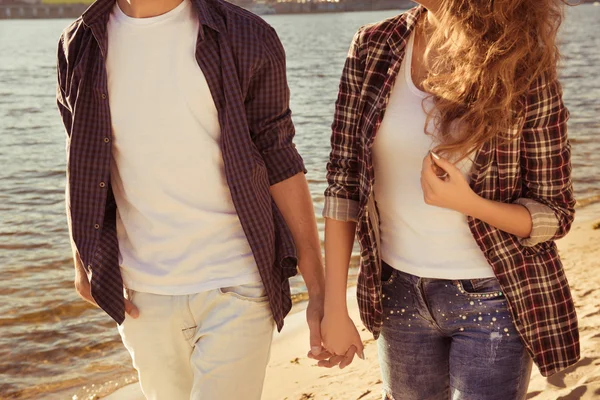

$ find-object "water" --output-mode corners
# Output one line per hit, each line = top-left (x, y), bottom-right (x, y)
(1, 6), (599, 399)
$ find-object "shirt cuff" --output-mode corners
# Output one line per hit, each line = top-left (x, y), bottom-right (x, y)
(323, 196), (360, 222)
(514, 197), (559, 247)
(263, 145), (306, 186)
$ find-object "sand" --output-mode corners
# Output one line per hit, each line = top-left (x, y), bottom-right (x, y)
(104, 203), (600, 400)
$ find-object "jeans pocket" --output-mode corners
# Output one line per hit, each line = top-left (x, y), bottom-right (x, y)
(124, 287), (136, 302)
(381, 262), (398, 287)
(456, 277), (504, 299)
(218, 282), (269, 303)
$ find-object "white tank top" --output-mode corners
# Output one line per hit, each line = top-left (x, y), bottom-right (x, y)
(372, 32), (495, 279)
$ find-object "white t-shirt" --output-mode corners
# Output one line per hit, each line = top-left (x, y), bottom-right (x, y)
(372, 32), (495, 280)
(106, 0), (260, 295)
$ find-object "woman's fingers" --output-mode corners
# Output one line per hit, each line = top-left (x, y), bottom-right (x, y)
(318, 354), (346, 368)
(430, 151), (459, 179)
(339, 345), (357, 369)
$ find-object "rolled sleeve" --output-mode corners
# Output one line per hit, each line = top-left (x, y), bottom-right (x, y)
(514, 198), (559, 246)
(517, 75), (575, 246)
(261, 142), (306, 186)
(323, 196), (360, 222)
(246, 27), (306, 186)
(323, 28), (366, 216)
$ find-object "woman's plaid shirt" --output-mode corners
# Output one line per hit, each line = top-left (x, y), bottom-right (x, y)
(323, 6), (579, 377)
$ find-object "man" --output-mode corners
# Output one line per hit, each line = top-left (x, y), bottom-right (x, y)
(56, 0), (327, 397)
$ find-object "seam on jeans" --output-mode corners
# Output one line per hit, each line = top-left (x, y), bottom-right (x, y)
(182, 326), (197, 331)
(181, 326), (197, 343)
(454, 280), (504, 299)
(417, 279), (446, 335)
(217, 287), (270, 303)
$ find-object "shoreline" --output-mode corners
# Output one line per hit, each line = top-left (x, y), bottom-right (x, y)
(102, 202), (600, 400)
(0, 4), (405, 20)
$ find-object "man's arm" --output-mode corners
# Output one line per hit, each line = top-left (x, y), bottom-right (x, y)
(245, 26), (326, 355)
(270, 174), (326, 356)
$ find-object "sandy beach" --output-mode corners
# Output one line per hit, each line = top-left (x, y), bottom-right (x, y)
(104, 203), (600, 400)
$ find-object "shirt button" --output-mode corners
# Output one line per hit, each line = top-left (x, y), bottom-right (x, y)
(101, 93), (107, 100)
(94, 224), (100, 229)
(99, 181), (106, 188)
(486, 250), (495, 258)
(104, 137), (110, 143)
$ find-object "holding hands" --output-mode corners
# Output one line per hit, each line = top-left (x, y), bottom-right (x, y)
(312, 312), (365, 369)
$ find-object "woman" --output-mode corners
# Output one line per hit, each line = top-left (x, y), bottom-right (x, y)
(318, 0), (579, 398)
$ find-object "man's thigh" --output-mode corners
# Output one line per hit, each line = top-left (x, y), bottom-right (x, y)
(118, 291), (194, 400)
(189, 282), (275, 400)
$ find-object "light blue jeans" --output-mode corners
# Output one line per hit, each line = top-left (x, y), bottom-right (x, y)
(378, 262), (533, 400)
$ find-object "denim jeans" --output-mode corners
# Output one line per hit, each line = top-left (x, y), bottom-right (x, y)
(118, 282), (274, 400)
(378, 262), (532, 400)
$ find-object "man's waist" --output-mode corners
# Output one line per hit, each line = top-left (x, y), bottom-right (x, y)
(120, 265), (262, 296)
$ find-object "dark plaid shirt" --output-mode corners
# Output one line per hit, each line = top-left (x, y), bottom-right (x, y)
(324, 6), (579, 376)
(56, 0), (305, 330)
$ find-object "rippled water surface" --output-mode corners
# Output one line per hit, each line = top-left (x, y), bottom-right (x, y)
(0, 6), (599, 399)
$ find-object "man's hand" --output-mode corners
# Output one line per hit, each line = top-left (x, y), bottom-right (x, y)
(306, 290), (332, 361)
(74, 261), (139, 318)
(269, 174), (329, 360)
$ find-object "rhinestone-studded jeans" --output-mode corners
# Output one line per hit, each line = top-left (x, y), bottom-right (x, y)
(378, 262), (533, 400)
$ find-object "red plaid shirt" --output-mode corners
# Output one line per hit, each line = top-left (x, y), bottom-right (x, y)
(56, 0), (305, 330)
(324, 6), (579, 376)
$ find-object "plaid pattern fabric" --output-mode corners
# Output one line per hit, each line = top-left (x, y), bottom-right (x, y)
(324, 6), (579, 376)
(56, 0), (305, 331)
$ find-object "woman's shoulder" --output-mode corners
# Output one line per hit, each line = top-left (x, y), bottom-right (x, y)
(353, 6), (423, 54)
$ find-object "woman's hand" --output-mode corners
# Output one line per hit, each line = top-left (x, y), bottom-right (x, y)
(420, 151), (533, 237)
(420, 151), (480, 216)
(317, 311), (365, 369)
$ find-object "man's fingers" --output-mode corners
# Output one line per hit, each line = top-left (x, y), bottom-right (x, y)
(80, 294), (99, 307)
(317, 355), (345, 368)
(307, 350), (333, 361)
(307, 315), (323, 356)
(339, 345), (357, 369)
(124, 298), (140, 319)
(75, 281), (99, 307)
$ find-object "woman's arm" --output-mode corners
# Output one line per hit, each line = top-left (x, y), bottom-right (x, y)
(322, 27), (366, 222)
(323, 219), (356, 312)
(319, 27), (368, 368)
(320, 219), (364, 367)
(514, 76), (575, 245)
(421, 76), (574, 244)
(422, 153), (533, 238)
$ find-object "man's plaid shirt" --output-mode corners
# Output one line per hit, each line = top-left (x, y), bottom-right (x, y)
(324, 6), (579, 377)
(56, 0), (305, 331)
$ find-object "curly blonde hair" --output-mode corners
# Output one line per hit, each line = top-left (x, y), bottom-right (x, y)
(423, 0), (568, 160)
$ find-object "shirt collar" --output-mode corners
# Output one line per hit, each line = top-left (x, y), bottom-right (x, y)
(388, 5), (425, 57)
(82, 0), (221, 34)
